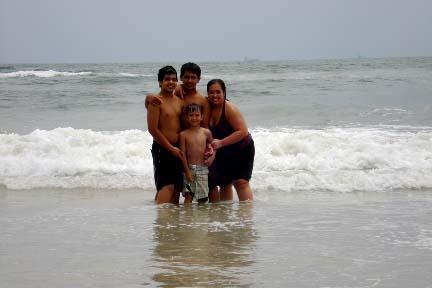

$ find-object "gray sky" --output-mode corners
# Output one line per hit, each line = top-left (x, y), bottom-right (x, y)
(1, 0), (431, 63)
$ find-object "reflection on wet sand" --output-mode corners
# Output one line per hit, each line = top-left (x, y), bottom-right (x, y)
(152, 202), (257, 287)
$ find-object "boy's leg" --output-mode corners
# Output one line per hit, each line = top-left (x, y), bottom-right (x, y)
(198, 197), (208, 203)
(156, 184), (177, 204)
(184, 192), (193, 204)
(208, 187), (220, 203)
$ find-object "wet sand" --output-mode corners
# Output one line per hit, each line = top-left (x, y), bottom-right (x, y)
(1, 188), (432, 287)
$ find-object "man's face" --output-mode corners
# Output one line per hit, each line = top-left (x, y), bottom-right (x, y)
(160, 74), (178, 92)
(180, 71), (200, 90)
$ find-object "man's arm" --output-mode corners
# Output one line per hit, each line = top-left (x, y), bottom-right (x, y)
(201, 98), (211, 128)
(174, 83), (185, 100)
(145, 94), (163, 109)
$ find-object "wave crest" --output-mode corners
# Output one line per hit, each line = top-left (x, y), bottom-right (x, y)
(0, 70), (93, 78)
(1, 127), (431, 192)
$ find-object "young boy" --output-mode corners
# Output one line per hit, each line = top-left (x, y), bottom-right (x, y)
(147, 66), (184, 204)
(179, 103), (214, 203)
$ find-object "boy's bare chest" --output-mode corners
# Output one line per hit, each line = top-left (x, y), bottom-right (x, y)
(186, 131), (206, 145)
(160, 99), (182, 118)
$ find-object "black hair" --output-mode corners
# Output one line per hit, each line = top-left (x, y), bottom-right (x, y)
(207, 79), (227, 99)
(184, 103), (202, 114)
(180, 62), (201, 78)
(158, 66), (177, 82)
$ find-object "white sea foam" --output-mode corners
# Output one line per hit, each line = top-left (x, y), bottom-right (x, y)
(118, 73), (152, 77)
(1, 127), (431, 191)
(0, 70), (93, 78)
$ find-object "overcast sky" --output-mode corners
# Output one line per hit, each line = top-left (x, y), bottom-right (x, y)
(1, 0), (431, 63)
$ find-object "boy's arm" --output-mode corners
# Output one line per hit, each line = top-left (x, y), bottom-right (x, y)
(179, 132), (193, 182)
(147, 101), (180, 158)
(206, 128), (214, 143)
(204, 129), (216, 166)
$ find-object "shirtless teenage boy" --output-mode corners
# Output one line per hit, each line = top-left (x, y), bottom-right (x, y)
(147, 66), (184, 204)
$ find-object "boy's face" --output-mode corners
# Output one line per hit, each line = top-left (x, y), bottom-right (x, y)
(180, 71), (200, 91)
(159, 74), (178, 92)
(186, 111), (203, 127)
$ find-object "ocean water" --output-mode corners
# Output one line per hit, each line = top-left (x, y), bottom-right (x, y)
(1, 57), (432, 192)
(1, 58), (432, 287)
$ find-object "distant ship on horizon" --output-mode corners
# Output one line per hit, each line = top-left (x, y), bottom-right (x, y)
(242, 57), (260, 63)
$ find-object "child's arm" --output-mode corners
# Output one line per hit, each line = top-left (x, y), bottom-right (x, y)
(179, 132), (193, 182)
(204, 129), (216, 166)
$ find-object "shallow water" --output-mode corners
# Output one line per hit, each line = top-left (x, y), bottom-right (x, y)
(2, 58), (432, 287)
(1, 189), (431, 287)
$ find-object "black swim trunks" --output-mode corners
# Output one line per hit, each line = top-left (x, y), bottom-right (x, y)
(151, 141), (183, 192)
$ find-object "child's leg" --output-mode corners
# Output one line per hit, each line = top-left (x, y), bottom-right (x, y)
(184, 192), (193, 204)
(197, 197), (208, 204)
(208, 187), (220, 203)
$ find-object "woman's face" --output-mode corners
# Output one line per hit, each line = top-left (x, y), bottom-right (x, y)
(207, 83), (225, 105)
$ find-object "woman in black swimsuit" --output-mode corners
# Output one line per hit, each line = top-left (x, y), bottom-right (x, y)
(207, 79), (254, 201)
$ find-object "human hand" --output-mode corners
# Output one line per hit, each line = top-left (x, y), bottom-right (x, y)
(146, 95), (162, 107)
(204, 143), (214, 158)
(204, 151), (216, 166)
(170, 147), (183, 159)
(211, 139), (223, 150)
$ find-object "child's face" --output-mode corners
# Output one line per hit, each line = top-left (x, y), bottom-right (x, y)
(159, 74), (178, 92)
(186, 111), (203, 127)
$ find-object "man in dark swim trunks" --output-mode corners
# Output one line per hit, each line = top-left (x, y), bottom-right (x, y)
(147, 66), (184, 204)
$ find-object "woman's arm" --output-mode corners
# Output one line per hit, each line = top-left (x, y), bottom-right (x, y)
(211, 102), (249, 150)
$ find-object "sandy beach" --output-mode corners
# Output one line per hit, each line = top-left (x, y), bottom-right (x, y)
(1, 188), (432, 287)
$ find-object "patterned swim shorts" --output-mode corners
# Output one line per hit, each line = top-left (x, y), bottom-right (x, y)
(184, 165), (209, 201)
